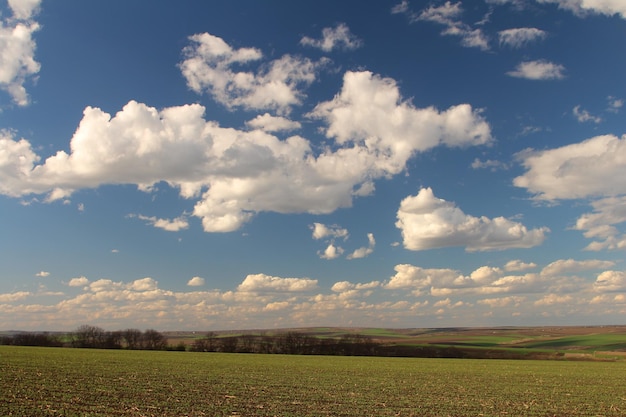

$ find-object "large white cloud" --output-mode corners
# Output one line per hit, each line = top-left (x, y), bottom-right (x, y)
(396, 187), (548, 251)
(0, 0), (40, 106)
(1, 68), (493, 232)
(515, 134), (626, 200)
(538, 0), (626, 18)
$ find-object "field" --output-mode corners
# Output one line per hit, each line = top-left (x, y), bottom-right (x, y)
(2, 346), (626, 416)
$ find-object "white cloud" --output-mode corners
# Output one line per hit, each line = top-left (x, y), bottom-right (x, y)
(132, 214), (189, 232)
(514, 134), (626, 200)
(594, 270), (626, 292)
(540, 258), (615, 276)
(534, 293), (573, 306)
(179, 33), (325, 115)
(498, 27), (547, 48)
(35, 270), (49, 277)
(237, 273), (318, 292)
(573, 196), (626, 251)
(331, 280), (380, 293)
(300, 23), (362, 52)
(607, 96), (623, 113)
(507, 60), (566, 80)
(395, 187), (548, 251)
(318, 243), (344, 260)
(0, 69), (491, 233)
(246, 113), (301, 132)
(346, 233), (375, 259)
(471, 158), (509, 171)
(416, 1), (490, 50)
(0, 291), (30, 302)
(8, 0), (41, 20)
(310, 222), (349, 240)
(538, 0), (626, 18)
(68, 276), (89, 287)
(187, 276), (205, 287)
(573, 105), (602, 123)
(504, 260), (537, 272)
(0, 0), (41, 106)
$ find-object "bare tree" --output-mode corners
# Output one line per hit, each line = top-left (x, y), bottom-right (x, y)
(142, 329), (167, 350)
(121, 328), (142, 349)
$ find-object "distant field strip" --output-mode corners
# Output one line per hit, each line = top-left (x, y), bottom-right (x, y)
(2, 346), (626, 416)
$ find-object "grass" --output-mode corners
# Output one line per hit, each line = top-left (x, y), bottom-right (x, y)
(2, 346), (626, 416)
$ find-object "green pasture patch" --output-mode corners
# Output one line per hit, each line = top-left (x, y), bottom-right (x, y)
(520, 333), (626, 351)
(2, 346), (626, 416)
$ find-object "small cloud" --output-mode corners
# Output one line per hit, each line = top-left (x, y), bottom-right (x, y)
(187, 276), (205, 287)
(507, 60), (565, 80)
(573, 105), (602, 124)
(111, 249), (119, 253)
(498, 28), (547, 48)
(504, 260), (537, 272)
(347, 233), (376, 259)
(130, 213), (189, 232)
(607, 96), (623, 113)
(310, 223), (349, 240)
(319, 243), (344, 260)
(35, 271), (50, 277)
(300, 23), (363, 52)
(78, 203), (85, 212)
(237, 273), (318, 292)
(245, 113), (301, 132)
(471, 158), (509, 171)
(68, 276), (89, 287)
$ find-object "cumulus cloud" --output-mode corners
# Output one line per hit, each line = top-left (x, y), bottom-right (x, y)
(514, 134), (626, 200)
(300, 23), (362, 52)
(573, 196), (626, 251)
(237, 273), (318, 292)
(504, 260), (537, 272)
(498, 27), (547, 48)
(540, 258), (615, 276)
(0, 0), (41, 106)
(507, 60), (566, 80)
(594, 270), (626, 292)
(318, 243), (344, 260)
(573, 105), (602, 124)
(179, 33), (325, 115)
(0, 67), (492, 233)
(245, 113), (301, 132)
(35, 270), (49, 277)
(131, 214), (189, 232)
(395, 187), (548, 251)
(310, 222), (349, 240)
(187, 276), (205, 287)
(607, 96), (623, 113)
(68, 276), (89, 287)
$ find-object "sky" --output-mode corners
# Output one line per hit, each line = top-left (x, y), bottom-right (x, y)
(1, 0), (626, 331)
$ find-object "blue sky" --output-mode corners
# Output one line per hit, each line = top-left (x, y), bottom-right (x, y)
(1, 0), (626, 331)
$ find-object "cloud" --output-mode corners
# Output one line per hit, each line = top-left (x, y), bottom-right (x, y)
(538, 0), (626, 18)
(507, 60), (566, 80)
(594, 270), (626, 292)
(504, 260), (537, 272)
(0, 68), (491, 233)
(498, 27), (547, 48)
(246, 113), (301, 132)
(318, 243), (344, 260)
(68, 276), (89, 287)
(471, 158), (509, 171)
(346, 233), (375, 259)
(35, 270), (50, 277)
(179, 33), (325, 115)
(573, 105), (602, 124)
(0, 291), (31, 302)
(540, 259), (615, 276)
(310, 222), (349, 240)
(237, 273), (318, 292)
(573, 196), (626, 251)
(187, 276), (205, 287)
(300, 23), (362, 52)
(131, 214), (189, 232)
(395, 187), (548, 251)
(0, 0), (41, 106)
(514, 134), (626, 200)
(607, 96), (623, 113)
(415, 1), (490, 50)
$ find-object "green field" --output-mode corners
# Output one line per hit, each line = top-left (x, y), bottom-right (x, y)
(2, 346), (626, 416)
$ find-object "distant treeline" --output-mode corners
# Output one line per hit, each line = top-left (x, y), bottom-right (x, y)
(1, 326), (565, 360)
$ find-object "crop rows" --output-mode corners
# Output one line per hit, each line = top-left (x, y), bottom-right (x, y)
(1, 346), (625, 416)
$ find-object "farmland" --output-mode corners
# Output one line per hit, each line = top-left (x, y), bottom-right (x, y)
(2, 345), (626, 416)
